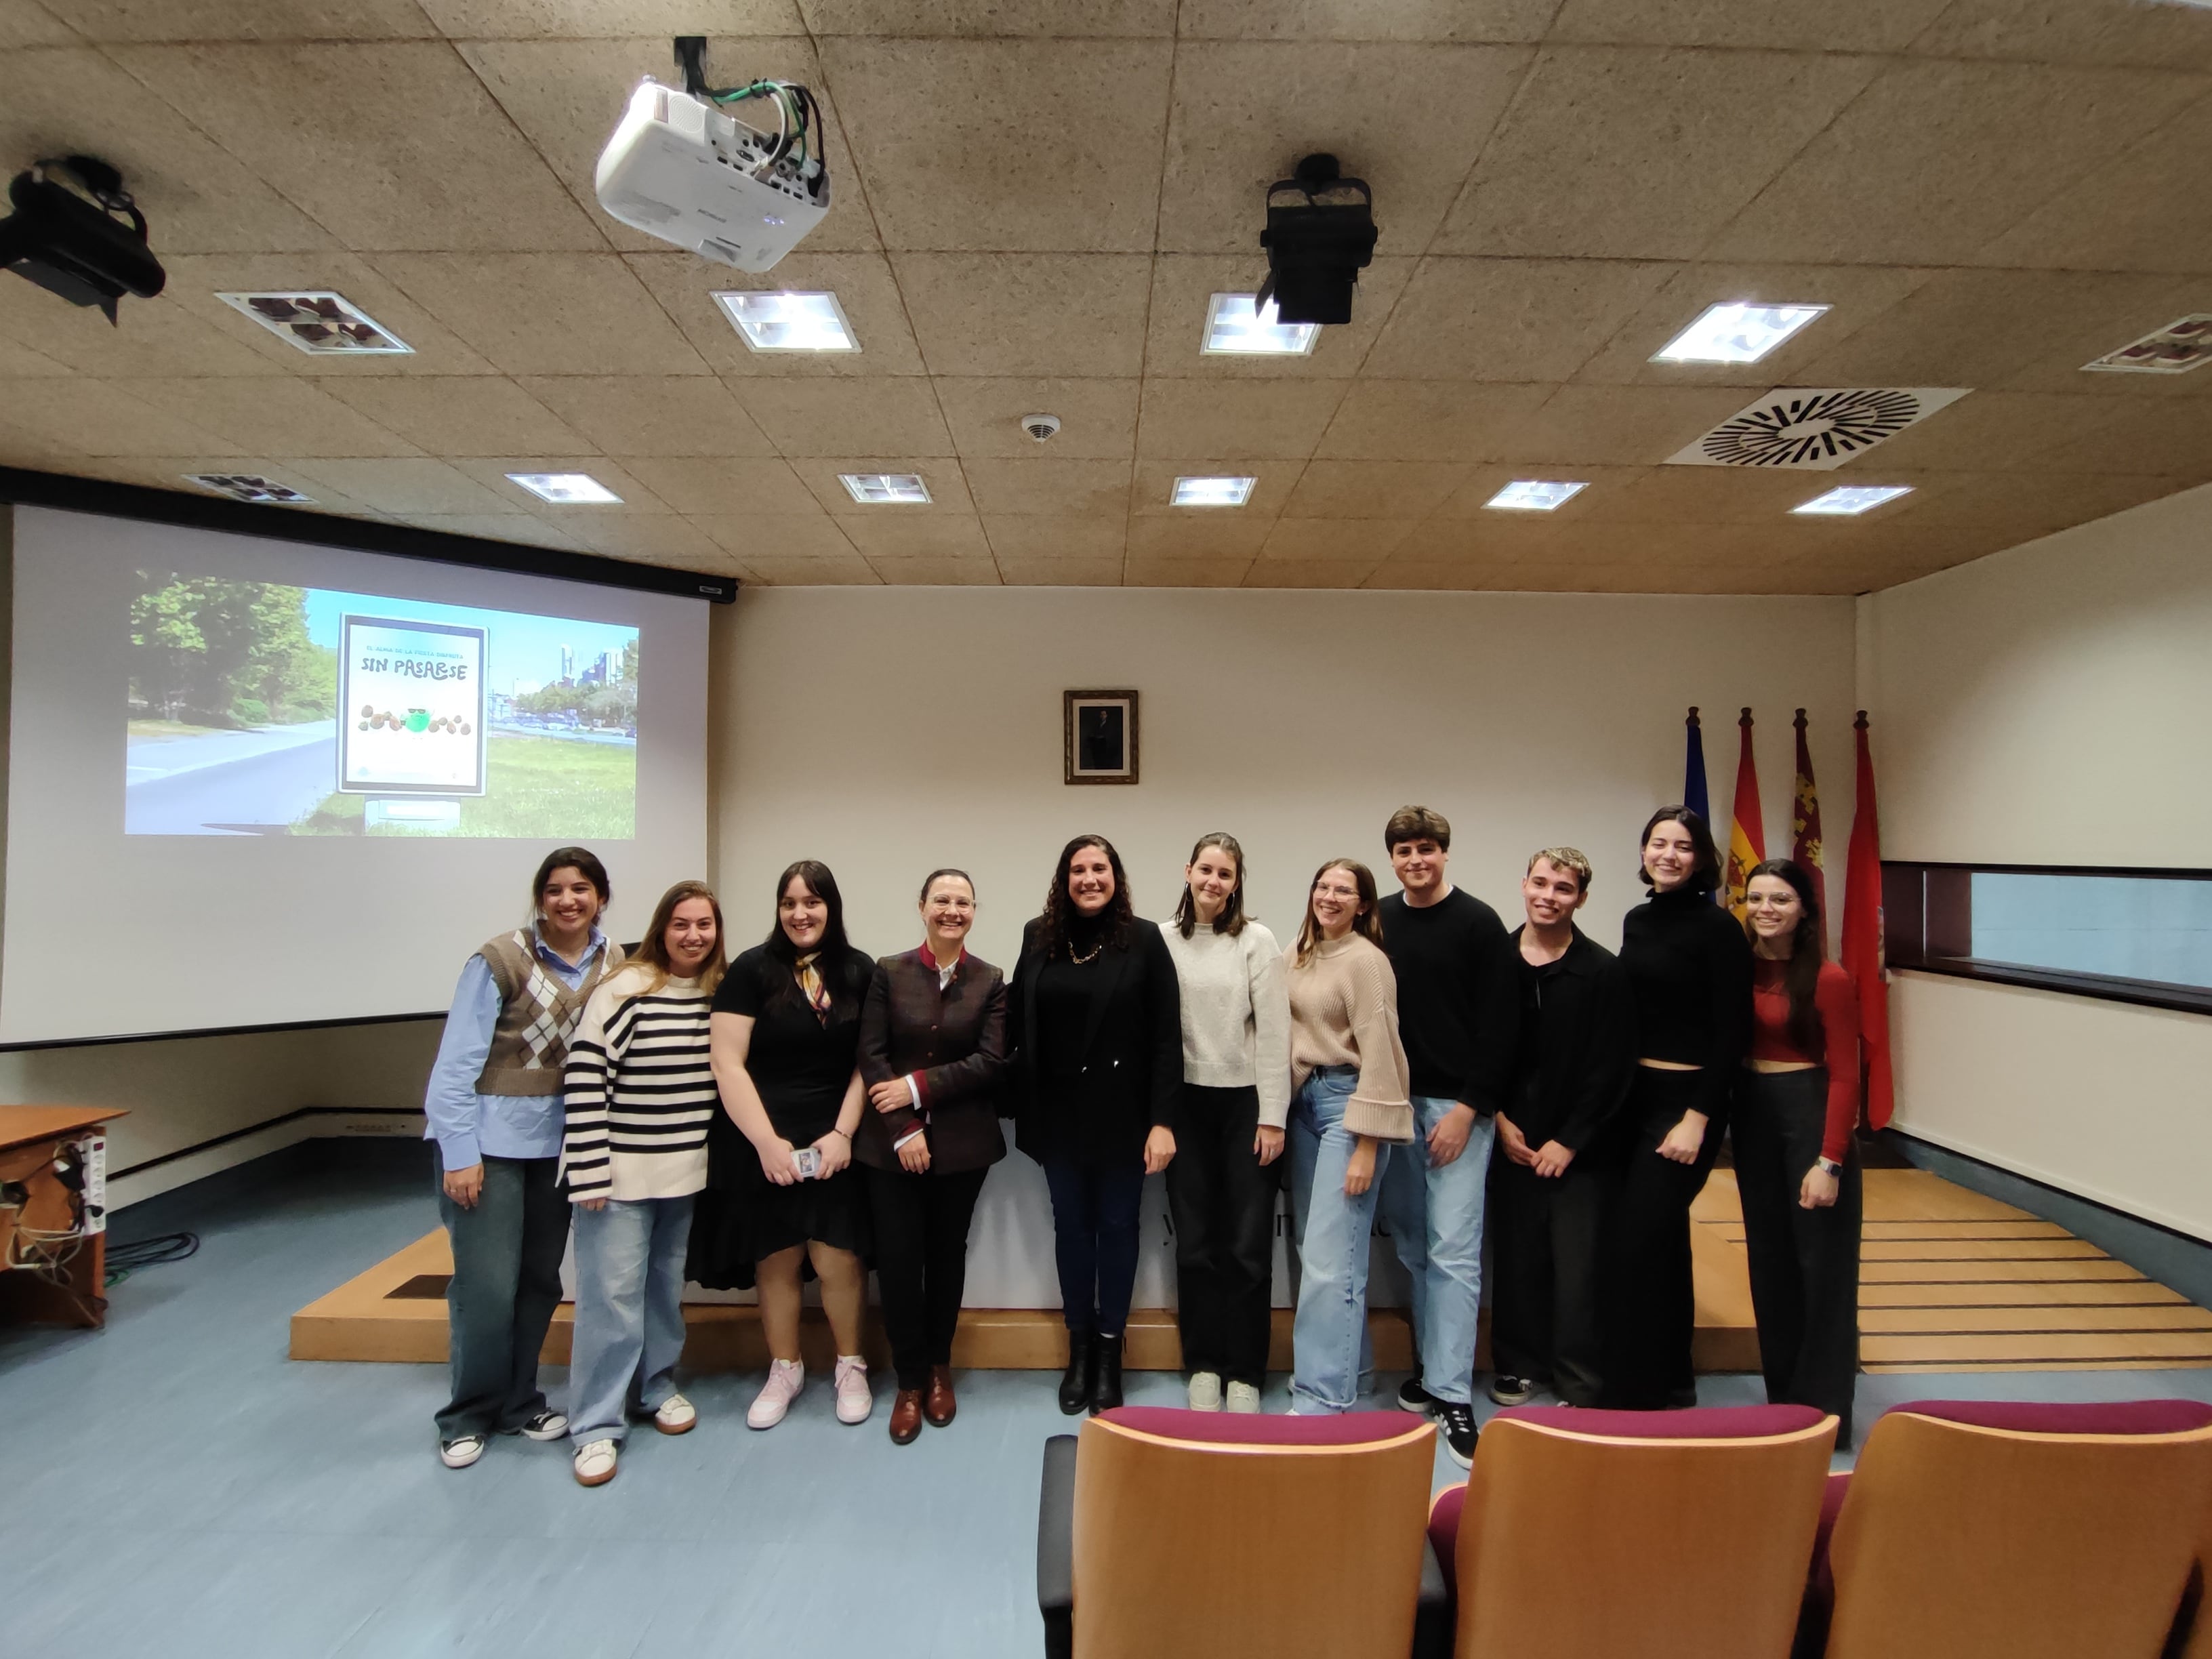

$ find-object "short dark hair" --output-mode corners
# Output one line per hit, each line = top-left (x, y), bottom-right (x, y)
(1384, 805), (1451, 853)
(1637, 806), (1722, 894)
(529, 846), (609, 922)
(918, 867), (975, 905)
(1173, 832), (1249, 939)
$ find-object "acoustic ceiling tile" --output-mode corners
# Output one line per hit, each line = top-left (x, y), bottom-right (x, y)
(893, 254), (1153, 378)
(1544, 0), (1948, 52)
(0, 380), (242, 457)
(867, 557), (1003, 586)
(385, 512), (587, 550)
(0, 2), (79, 45)
(1314, 380), (1557, 463)
(1904, 0), (2212, 73)
(960, 457), (1133, 517)
(561, 512), (727, 565)
(447, 454), (674, 512)
(0, 286), (285, 379)
(1135, 379), (1347, 459)
(418, 1), (804, 39)
(1280, 459), (1465, 519)
(991, 556), (1126, 586)
(161, 252), (504, 375)
(285, 455), (514, 513)
(1123, 557), (1254, 587)
(320, 375), (593, 456)
(732, 377), (955, 457)
(980, 516), (1130, 560)
(369, 252), (710, 377)
(838, 512), (990, 556)
(729, 554), (882, 585)
(1244, 558), (1386, 587)
(39, 1), (439, 39)
(1976, 95), (2212, 278)
(1256, 518), (1418, 560)
(1851, 391), (2134, 474)
(933, 377), (1142, 459)
(616, 457), (825, 517)
(518, 376), (778, 458)
(1176, 0), (1556, 43)
(1487, 383), (1760, 465)
(125, 375), (424, 457)
(1364, 258), (1679, 383)
(1125, 515), (1272, 560)
(691, 514), (859, 559)
(798, 0), (1174, 35)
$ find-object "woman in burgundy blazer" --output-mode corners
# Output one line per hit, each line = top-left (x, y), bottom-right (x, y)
(855, 867), (1009, 1444)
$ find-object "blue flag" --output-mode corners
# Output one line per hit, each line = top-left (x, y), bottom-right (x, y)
(1684, 707), (1711, 824)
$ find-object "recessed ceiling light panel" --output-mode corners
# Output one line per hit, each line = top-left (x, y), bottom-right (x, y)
(714, 289), (859, 352)
(508, 472), (621, 504)
(1792, 485), (1912, 516)
(2081, 314), (2212, 375)
(1666, 387), (1969, 470)
(840, 472), (930, 505)
(216, 291), (411, 355)
(1172, 475), (1255, 507)
(1652, 302), (1829, 365)
(1486, 480), (1586, 512)
(186, 472), (315, 505)
(1202, 293), (1319, 356)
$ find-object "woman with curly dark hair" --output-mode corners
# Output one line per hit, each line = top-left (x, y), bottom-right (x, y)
(1007, 834), (1183, 1416)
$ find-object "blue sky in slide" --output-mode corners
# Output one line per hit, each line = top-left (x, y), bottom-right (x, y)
(300, 589), (636, 695)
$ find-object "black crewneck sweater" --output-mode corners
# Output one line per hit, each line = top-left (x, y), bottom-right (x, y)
(1618, 885), (1753, 1126)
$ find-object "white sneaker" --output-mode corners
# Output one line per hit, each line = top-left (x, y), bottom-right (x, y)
(572, 1438), (618, 1487)
(1187, 1371), (1223, 1412)
(516, 1409), (567, 1441)
(834, 1354), (873, 1425)
(653, 1393), (697, 1435)
(438, 1434), (485, 1469)
(748, 1358), (804, 1429)
(1225, 1381), (1262, 1414)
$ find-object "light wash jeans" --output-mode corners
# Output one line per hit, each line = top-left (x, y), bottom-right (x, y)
(567, 1194), (695, 1446)
(1376, 1095), (1494, 1406)
(1286, 1067), (1393, 1414)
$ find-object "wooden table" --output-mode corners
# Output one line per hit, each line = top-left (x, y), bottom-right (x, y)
(0, 1105), (127, 1329)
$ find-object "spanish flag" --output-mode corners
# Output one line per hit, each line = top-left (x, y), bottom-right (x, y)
(1725, 707), (1765, 919)
(1791, 708), (1827, 922)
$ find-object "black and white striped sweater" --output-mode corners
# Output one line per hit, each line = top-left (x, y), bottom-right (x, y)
(560, 964), (718, 1202)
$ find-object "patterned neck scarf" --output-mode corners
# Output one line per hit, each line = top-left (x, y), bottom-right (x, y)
(794, 951), (832, 1023)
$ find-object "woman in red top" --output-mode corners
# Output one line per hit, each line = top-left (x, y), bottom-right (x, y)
(1737, 858), (1863, 1443)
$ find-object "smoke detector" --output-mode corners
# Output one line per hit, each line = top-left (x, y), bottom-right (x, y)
(1019, 413), (1061, 443)
(1665, 387), (1969, 470)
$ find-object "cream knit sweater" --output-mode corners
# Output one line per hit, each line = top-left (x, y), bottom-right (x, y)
(1286, 933), (1413, 1143)
(1159, 917), (1292, 1129)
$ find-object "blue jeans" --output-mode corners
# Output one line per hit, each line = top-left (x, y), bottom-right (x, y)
(567, 1195), (695, 1446)
(1376, 1095), (1494, 1406)
(1286, 1067), (1392, 1414)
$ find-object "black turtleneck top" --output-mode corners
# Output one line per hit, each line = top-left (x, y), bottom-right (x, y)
(1034, 913), (1109, 1080)
(1618, 885), (1753, 1125)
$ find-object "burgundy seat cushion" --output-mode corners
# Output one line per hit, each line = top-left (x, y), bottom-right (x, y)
(1496, 1404), (1828, 1440)
(1428, 1484), (1467, 1593)
(1885, 1398), (2212, 1437)
(1096, 1407), (1425, 1447)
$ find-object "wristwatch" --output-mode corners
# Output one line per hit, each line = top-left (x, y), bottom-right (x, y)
(1816, 1157), (1843, 1176)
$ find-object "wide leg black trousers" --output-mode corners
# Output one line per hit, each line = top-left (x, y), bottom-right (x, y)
(1165, 1083), (1276, 1387)
(1488, 1153), (1620, 1407)
(1605, 1067), (1724, 1410)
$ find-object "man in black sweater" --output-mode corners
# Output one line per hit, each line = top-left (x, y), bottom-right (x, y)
(1375, 804), (1520, 1467)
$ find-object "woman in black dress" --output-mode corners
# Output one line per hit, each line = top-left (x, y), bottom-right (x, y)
(691, 860), (878, 1431)
(1007, 834), (1183, 1416)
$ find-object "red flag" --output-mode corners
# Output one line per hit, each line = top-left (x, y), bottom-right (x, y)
(1724, 708), (1765, 918)
(1841, 711), (1895, 1129)
(1790, 708), (1826, 921)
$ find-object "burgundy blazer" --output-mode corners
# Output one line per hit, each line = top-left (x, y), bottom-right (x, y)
(854, 946), (1010, 1175)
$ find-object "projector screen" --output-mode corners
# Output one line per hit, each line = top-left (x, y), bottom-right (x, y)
(4, 506), (712, 1044)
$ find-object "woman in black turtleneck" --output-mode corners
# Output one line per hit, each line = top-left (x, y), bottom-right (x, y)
(1008, 834), (1183, 1416)
(1606, 806), (1752, 1410)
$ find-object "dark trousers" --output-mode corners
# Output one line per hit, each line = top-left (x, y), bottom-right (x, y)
(436, 1152), (570, 1439)
(1041, 1158), (1147, 1338)
(1605, 1068), (1725, 1410)
(864, 1163), (990, 1390)
(1165, 1084), (1275, 1386)
(1489, 1153), (1619, 1406)
(1734, 1069), (1863, 1442)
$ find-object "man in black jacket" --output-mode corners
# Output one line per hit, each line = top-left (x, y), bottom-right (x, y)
(1489, 847), (1637, 1408)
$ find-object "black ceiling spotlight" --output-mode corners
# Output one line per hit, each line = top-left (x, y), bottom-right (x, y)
(0, 156), (165, 324)
(1256, 152), (1377, 327)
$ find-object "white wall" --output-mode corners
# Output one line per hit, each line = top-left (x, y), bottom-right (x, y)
(1862, 481), (2212, 1240)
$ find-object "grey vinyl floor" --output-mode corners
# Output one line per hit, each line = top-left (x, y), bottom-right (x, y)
(3, 1139), (2209, 1659)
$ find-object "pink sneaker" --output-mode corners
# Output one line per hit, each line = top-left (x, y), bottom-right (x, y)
(747, 1358), (804, 1429)
(834, 1355), (872, 1425)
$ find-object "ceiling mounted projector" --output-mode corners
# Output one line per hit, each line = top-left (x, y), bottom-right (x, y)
(0, 155), (165, 324)
(1256, 152), (1376, 328)
(594, 36), (830, 273)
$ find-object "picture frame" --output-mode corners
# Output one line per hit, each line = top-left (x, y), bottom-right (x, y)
(1064, 689), (1139, 785)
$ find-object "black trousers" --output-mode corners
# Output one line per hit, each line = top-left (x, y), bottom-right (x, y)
(435, 1151), (569, 1439)
(863, 1162), (990, 1391)
(1489, 1153), (1620, 1407)
(1733, 1069), (1862, 1442)
(1164, 1084), (1276, 1387)
(1605, 1067), (1725, 1410)
(1041, 1158), (1147, 1338)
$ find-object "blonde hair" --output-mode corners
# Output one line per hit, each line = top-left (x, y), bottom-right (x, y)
(1527, 846), (1593, 893)
(628, 880), (727, 996)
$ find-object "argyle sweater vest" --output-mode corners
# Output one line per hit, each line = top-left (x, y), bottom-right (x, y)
(473, 930), (625, 1097)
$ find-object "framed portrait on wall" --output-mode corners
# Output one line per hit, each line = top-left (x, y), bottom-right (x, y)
(1065, 689), (1139, 785)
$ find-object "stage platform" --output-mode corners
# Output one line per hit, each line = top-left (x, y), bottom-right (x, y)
(290, 1168), (2212, 1374)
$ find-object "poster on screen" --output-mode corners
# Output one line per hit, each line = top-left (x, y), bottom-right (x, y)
(337, 615), (489, 796)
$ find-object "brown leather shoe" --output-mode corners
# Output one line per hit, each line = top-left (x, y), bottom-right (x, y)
(889, 1389), (924, 1445)
(924, 1365), (957, 1428)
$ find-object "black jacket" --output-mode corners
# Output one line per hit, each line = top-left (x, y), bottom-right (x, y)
(855, 947), (1010, 1176)
(1006, 914), (1182, 1167)
(1507, 925), (1638, 1162)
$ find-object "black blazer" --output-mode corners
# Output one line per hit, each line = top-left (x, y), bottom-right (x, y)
(854, 947), (1009, 1176)
(1507, 925), (1637, 1162)
(1006, 914), (1183, 1168)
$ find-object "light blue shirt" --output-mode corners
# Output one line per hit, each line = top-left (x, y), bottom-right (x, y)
(422, 924), (609, 1170)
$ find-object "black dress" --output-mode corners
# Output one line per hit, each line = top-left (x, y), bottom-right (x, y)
(687, 943), (877, 1290)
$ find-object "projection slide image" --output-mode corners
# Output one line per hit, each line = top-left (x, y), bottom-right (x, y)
(125, 574), (639, 837)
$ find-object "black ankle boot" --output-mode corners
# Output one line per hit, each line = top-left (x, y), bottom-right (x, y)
(1089, 1334), (1124, 1415)
(1058, 1328), (1095, 1415)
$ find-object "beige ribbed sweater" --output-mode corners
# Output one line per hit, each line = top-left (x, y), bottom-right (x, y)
(1286, 933), (1413, 1143)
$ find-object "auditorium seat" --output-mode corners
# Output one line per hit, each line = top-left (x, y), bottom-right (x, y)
(1424, 1405), (1837, 1659)
(1806, 1399), (2212, 1659)
(1035, 1407), (1441, 1659)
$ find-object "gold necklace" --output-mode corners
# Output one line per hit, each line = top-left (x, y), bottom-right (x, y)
(1068, 938), (1105, 965)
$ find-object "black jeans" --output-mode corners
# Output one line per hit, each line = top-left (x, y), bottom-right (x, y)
(1733, 1069), (1863, 1441)
(1041, 1157), (1147, 1338)
(1164, 1084), (1276, 1387)
(1489, 1153), (1620, 1406)
(435, 1151), (570, 1439)
(864, 1162), (989, 1391)
(1605, 1067), (1725, 1410)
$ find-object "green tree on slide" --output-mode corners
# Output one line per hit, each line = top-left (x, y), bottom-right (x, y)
(129, 574), (337, 729)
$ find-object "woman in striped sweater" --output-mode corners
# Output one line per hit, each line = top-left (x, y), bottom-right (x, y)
(560, 880), (726, 1489)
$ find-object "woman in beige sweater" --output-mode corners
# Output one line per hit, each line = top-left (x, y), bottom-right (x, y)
(1284, 858), (1413, 1414)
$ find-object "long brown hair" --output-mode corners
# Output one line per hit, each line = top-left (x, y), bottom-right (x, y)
(628, 880), (727, 995)
(1172, 832), (1250, 939)
(527, 845), (610, 927)
(1294, 859), (1383, 966)
(1744, 859), (1825, 1056)
(1040, 834), (1134, 960)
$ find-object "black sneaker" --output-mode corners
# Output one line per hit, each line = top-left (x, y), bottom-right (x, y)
(1488, 1374), (1535, 1407)
(1437, 1401), (1479, 1469)
(513, 1409), (568, 1441)
(1397, 1374), (1439, 1415)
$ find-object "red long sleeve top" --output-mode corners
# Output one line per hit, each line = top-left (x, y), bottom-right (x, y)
(1749, 958), (1861, 1163)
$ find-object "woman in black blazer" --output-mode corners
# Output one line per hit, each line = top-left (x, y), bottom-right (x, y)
(855, 867), (1009, 1446)
(1008, 834), (1183, 1416)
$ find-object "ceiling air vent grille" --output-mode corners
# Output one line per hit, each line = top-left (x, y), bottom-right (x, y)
(216, 291), (412, 355)
(2082, 315), (2212, 376)
(1666, 387), (1968, 470)
(185, 473), (315, 504)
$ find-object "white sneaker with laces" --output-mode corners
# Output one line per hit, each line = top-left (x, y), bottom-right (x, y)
(517, 1409), (568, 1441)
(438, 1434), (485, 1469)
(834, 1354), (873, 1425)
(653, 1393), (697, 1435)
(1225, 1381), (1262, 1414)
(1187, 1371), (1224, 1412)
(572, 1438), (619, 1487)
(748, 1358), (804, 1429)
